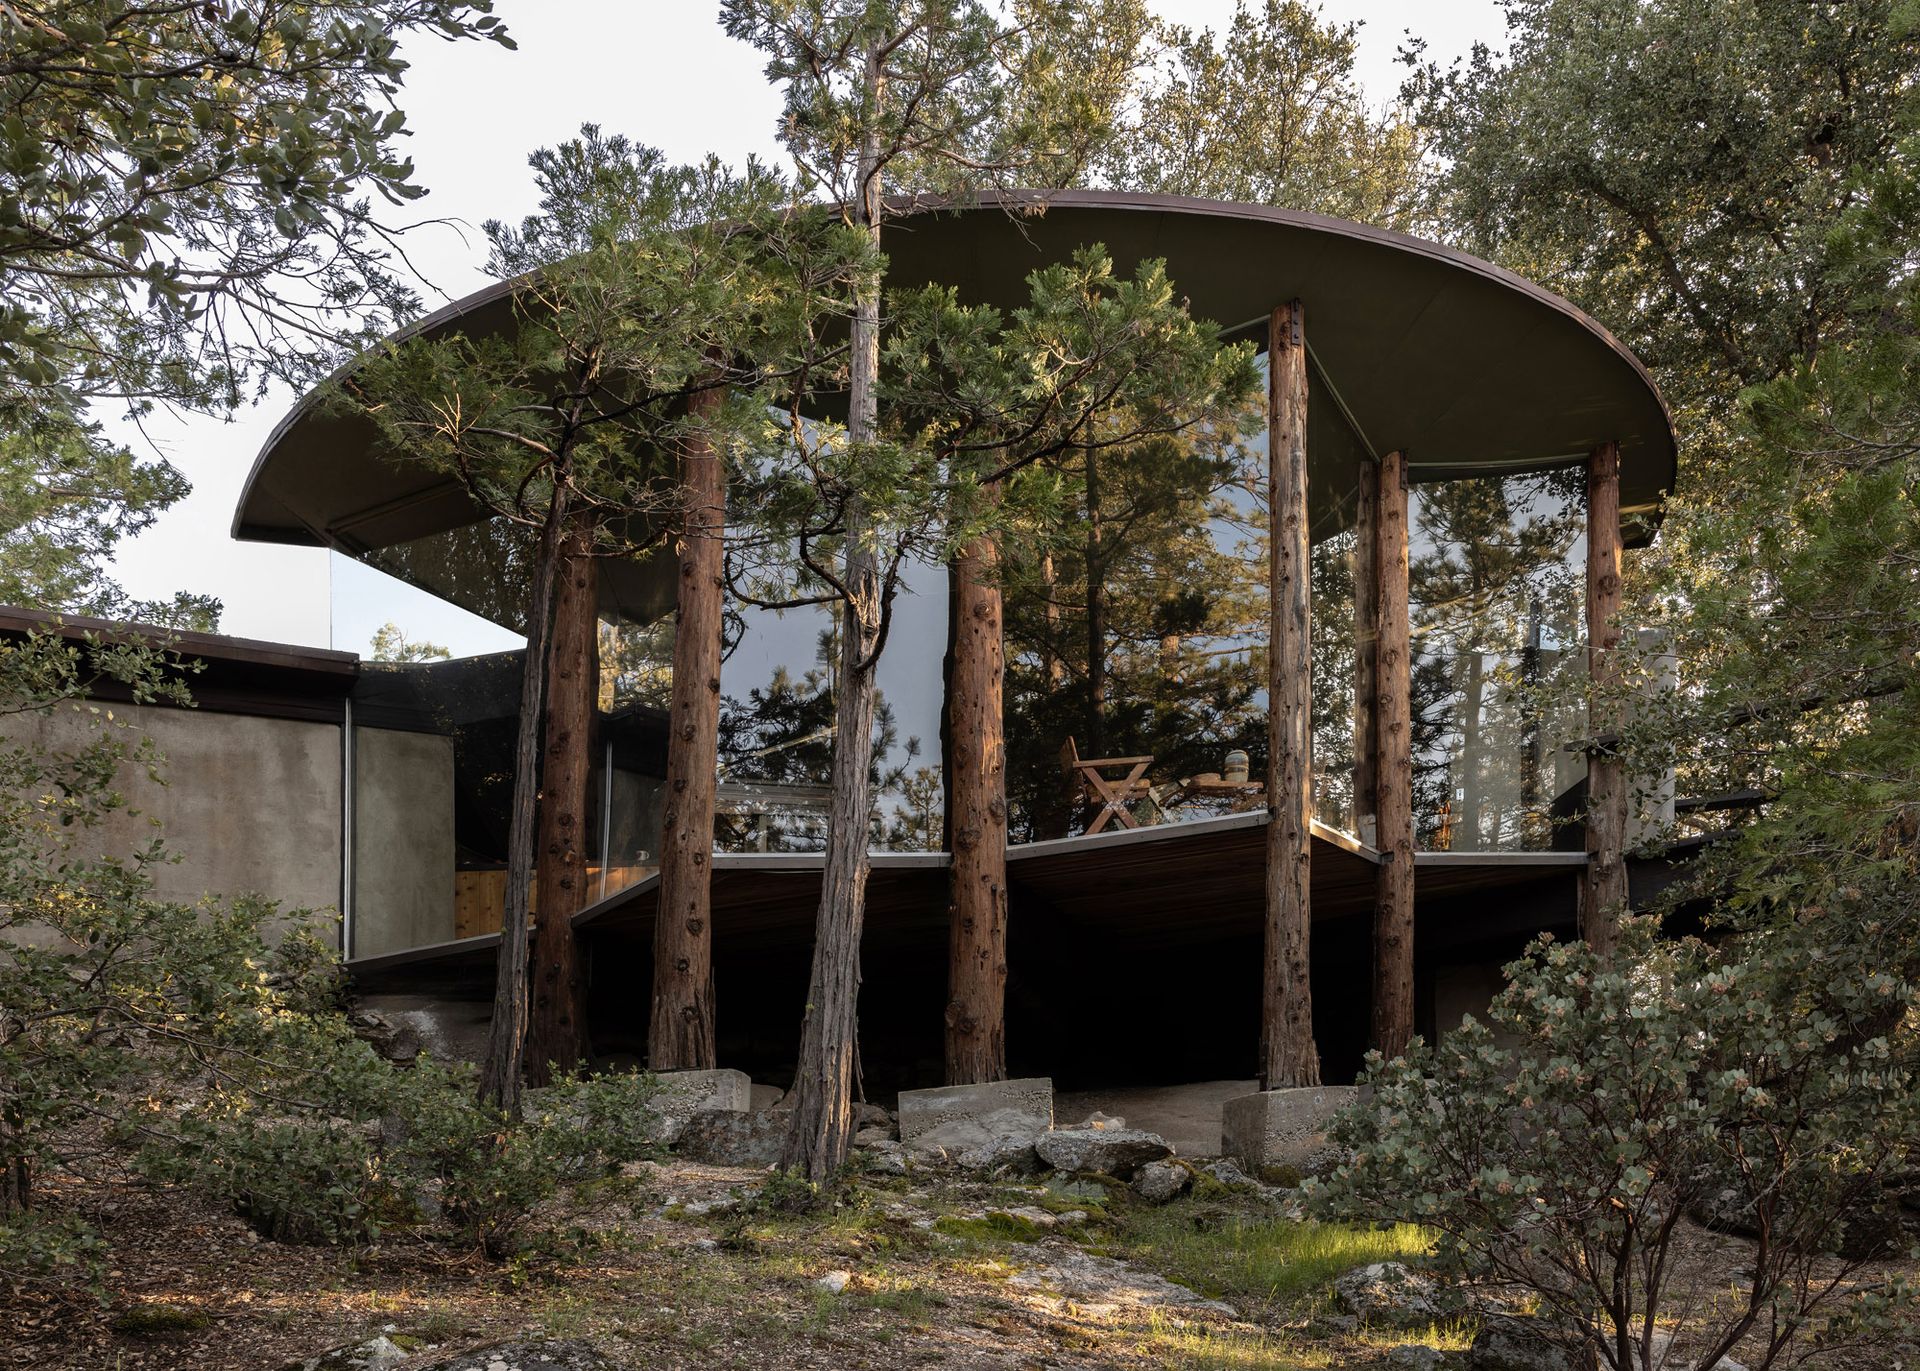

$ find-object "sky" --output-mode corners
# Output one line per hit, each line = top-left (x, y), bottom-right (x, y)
(105, 0), (1507, 657)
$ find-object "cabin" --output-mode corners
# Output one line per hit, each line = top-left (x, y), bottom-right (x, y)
(25, 193), (1686, 1097)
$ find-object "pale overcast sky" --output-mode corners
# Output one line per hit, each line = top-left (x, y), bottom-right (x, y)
(106, 0), (1505, 655)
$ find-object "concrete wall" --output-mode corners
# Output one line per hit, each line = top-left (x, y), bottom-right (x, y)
(352, 726), (455, 958)
(5, 700), (344, 945)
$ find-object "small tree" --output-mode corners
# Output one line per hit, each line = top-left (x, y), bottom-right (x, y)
(1314, 920), (1920, 1370)
(333, 131), (833, 1111)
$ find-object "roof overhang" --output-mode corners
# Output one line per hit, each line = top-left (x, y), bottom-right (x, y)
(236, 190), (1677, 609)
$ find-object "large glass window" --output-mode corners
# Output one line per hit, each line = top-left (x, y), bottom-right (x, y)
(1406, 468), (1588, 851)
(716, 558), (947, 854)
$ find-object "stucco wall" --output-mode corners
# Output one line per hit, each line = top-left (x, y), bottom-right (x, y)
(5, 700), (345, 945)
(351, 726), (455, 958)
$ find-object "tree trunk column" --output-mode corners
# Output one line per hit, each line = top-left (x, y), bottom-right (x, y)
(650, 380), (727, 1070)
(945, 515), (1009, 1084)
(527, 515), (599, 1080)
(1260, 300), (1319, 1089)
(1581, 439), (1627, 958)
(1372, 449), (1415, 1060)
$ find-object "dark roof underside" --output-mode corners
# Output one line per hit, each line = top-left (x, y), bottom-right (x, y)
(235, 192), (1677, 609)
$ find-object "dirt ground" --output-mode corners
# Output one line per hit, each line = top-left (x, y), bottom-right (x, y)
(0, 1161), (1306, 1371)
(6, 1153), (1918, 1371)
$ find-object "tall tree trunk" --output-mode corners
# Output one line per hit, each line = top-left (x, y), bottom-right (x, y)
(650, 376), (727, 1070)
(782, 94), (884, 1182)
(1084, 446), (1108, 758)
(1456, 644), (1486, 851)
(1517, 596), (1546, 848)
(1040, 549), (1064, 688)
(1581, 440), (1628, 958)
(1372, 450), (1416, 1060)
(1260, 300), (1319, 1089)
(526, 514), (598, 1081)
(480, 484), (570, 1115)
(945, 508), (1009, 1084)
(1351, 469), (1379, 846)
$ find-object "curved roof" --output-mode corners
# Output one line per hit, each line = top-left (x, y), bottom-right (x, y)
(235, 190), (1676, 605)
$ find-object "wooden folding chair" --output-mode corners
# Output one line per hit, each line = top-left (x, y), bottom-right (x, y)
(1059, 735), (1156, 834)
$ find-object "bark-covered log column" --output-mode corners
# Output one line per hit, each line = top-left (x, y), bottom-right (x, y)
(527, 516), (598, 1081)
(944, 510), (1009, 1084)
(1372, 449), (1416, 1059)
(649, 381), (727, 1070)
(1581, 439), (1628, 959)
(1260, 300), (1320, 1089)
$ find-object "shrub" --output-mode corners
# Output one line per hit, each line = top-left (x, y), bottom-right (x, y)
(1312, 920), (1920, 1370)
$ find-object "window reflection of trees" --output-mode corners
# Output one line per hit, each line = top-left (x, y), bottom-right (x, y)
(1407, 469), (1587, 851)
(714, 627), (937, 853)
(1003, 409), (1271, 841)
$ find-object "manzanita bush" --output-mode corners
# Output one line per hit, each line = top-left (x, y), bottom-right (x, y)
(1313, 919), (1920, 1370)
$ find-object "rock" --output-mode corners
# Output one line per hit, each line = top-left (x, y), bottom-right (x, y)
(1220, 1086), (1357, 1175)
(1381, 1348), (1450, 1371)
(897, 1077), (1052, 1143)
(674, 1108), (790, 1168)
(1468, 1315), (1573, 1371)
(410, 1339), (619, 1370)
(1007, 1244), (1236, 1317)
(648, 1068), (752, 1143)
(282, 1336), (413, 1371)
(853, 1101), (895, 1131)
(997, 1205), (1059, 1230)
(955, 1133), (1043, 1175)
(1036, 1127), (1173, 1177)
(1063, 1110), (1126, 1130)
(1133, 1160), (1191, 1204)
(853, 1126), (894, 1147)
(815, 1269), (852, 1294)
(1687, 1186), (1763, 1241)
(1648, 1329), (1748, 1371)
(861, 1141), (909, 1176)
(1202, 1159), (1255, 1190)
(1334, 1261), (1443, 1325)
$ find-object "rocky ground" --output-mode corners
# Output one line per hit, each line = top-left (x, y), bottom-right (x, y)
(5, 1103), (1917, 1370)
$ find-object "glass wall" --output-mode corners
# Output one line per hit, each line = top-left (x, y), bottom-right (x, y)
(716, 558), (947, 854)
(1000, 351), (1365, 843)
(1406, 467), (1588, 851)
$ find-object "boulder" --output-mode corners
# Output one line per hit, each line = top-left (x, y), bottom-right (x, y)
(674, 1107), (790, 1168)
(1220, 1086), (1356, 1175)
(1379, 1348), (1451, 1371)
(860, 1141), (909, 1176)
(1468, 1316), (1573, 1371)
(897, 1077), (1052, 1143)
(648, 1068), (752, 1142)
(1333, 1261), (1443, 1325)
(1133, 1160), (1191, 1204)
(955, 1133), (1043, 1175)
(1036, 1127), (1173, 1177)
(1201, 1159), (1257, 1191)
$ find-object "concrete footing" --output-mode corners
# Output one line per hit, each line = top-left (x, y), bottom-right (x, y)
(651, 1068), (752, 1142)
(896, 1077), (1053, 1143)
(1220, 1086), (1357, 1175)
